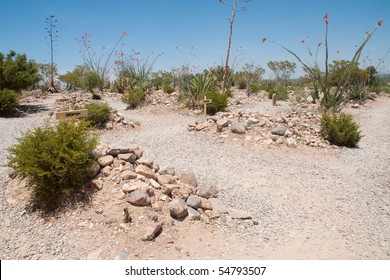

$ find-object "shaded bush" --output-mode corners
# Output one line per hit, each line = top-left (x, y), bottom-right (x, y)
(6, 120), (97, 209)
(205, 92), (228, 115)
(321, 112), (362, 148)
(121, 89), (146, 109)
(249, 83), (261, 94)
(85, 102), (111, 127)
(0, 89), (18, 116)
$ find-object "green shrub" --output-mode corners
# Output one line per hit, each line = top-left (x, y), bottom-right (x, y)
(6, 120), (97, 209)
(84, 102), (111, 127)
(249, 83), (261, 94)
(163, 84), (175, 94)
(121, 89), (146, 109)
(236, 78), (247, 90)
(268, 86), (289, 100)
(321, 112), (362, 148)
(0, 89), (18, 116)
(205, 92), (228, 115)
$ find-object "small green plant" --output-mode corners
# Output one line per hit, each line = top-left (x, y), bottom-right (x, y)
(321, 112), (362, 148)
(268, 86), (289, 100)
(6, 120), (97, 209)
(84, 102), (111, 127)
(163, 84), (175, 94)
(181, 74), (216, 109)
(121, 89), (146, 109)
(205, 91), (228, 115)
(249, 83), (261, 93)
(349, 83), (367, 102)
(0, 89), (18, 117)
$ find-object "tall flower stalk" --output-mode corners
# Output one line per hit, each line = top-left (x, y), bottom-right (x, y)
(263, 14), (383, 112)
(77, 31), (127, 92)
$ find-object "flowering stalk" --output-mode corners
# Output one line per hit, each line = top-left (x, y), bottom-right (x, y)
(263, 14), (383, 111)
(77, 31), (127, 91)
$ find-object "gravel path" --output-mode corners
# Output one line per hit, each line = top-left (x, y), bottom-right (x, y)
(0, 94), (389, 259)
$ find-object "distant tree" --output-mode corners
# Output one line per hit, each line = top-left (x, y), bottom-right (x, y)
(38, 63), (58, 88)
(267, 60), (296, 86)
(59, 65), (88, 90)
(0, 50), (40, 92)
(218, 0), (252, 93)
(82, 71), (100, 93)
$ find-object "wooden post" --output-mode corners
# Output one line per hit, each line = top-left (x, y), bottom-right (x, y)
(202, 95), (212, 119)
(272, 94), (277, 106)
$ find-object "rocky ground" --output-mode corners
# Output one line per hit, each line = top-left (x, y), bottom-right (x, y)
(0, 90), (389, 260)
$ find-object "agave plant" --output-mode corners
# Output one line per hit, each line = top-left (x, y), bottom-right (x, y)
(181, 74), (216, 109)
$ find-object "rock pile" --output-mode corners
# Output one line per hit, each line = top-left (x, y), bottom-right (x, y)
(90, 144), (252, 241)
(104, 110), (140, 130)
(188, 107), (331, 148)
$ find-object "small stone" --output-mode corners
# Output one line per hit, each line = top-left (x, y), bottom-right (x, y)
(118, 153), (137, 163)
(88, 161), (101, 179)
(157, 174), (175, 185)
(286, 138), (298, 148)
(142, 222), (163, 241)
(137, 158), (154, 168)
(200, 198), (212, 210)
(208, 198), (228, 213)
(121, 170), (137, 180)
(231, 120), (246, 134)
(271, 125), (287, 136)
(186, 195), (202, 209)
(87, 249), (103, 260)
(149, 179), (161, 189)
(171, 183), (195, 200)
(197, 185), (218, 199)
(188, 207), (201, 219)
(135, 165), (157, 180)
(196, 122), (208, 131)
(216, 119), (229, 132)
(126, 189), (151, 206)
(159, 166), (176, 175)
(168, 198), (188, 220)
(228, 208), (252, 219)
(116, 189), (126, 200)
(105, 122), (113, 130)
(91, 179), (103, 191)
(107, 147), (131, 156)
(97, 155), (114, 167)
(179, 171), (197, 188)
(122, 183), (137, 193)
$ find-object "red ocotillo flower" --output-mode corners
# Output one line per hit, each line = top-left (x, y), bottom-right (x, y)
(262, 37), (267, 43)
(378, 19), (383, 26)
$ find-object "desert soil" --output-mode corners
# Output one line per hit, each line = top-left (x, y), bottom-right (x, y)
(0, 92), (389, 260)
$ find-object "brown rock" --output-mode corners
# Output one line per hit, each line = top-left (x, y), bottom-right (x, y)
(179, 171), (197, 188)
(137, 158), (154, 168)
(91, 179), (103, 191)
(142, 222), (163, 241)
(157, 174), (175, 185)
(97, 155), (114, 167)
(126, 189), (151, 206)
(168, 198), (188, 220)
(118, 153), (137, 163)
(135, 165), (157, 180)
(121, 170), (137, 180)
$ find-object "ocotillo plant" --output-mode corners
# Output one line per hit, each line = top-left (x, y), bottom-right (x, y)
(263, 14), (383, 112)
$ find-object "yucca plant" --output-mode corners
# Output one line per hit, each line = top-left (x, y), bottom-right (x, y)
(182, 74), (217, 109)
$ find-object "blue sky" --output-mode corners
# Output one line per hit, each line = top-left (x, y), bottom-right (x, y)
(1, 0), (389, 78)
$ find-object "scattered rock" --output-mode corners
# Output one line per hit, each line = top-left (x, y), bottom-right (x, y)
(122, 183), (137, 193)
(107, 147), (131, 156)
(88, 161), (101, 179)
(159, 166), (176, 175)
(197, 185), (218, 199)
(286, 138), (298, 148)
(97, 155), (114, 167)
(168, 198), (188, 220)
(216, 119), (229, 132)
(186, 195), (202, 209)
(228, 208), (252, 219)
(208, 198), (228, 214)
(231, 120), (246, 134)
(157, 174), (175, 185)
(91, 179), (103, 191)
(126, 189), (151, 206)
(179, 171), (197, 188)
(135, 165), (157, 180)
(121, 170), (137, 180)
(137, 158), (154, 168)
(142, 222), (163, 241)
(271, 125), (287, 136)
(118, 153), (137, 163)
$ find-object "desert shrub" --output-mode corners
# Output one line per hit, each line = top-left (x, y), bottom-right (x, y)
(205, 92), (228, 115)
(0, 89), (18, 116)
(84, 102), (111, 127)
(349, 83), (367, 101)
(6, 120), (97, 209)
(121, 89), (146, 109)
(237, 78), (247, 90)
(249, 83), (261, 93)
(268, 86), (289, 100)
(163, 84), (175, 94)
(321, 112), (362, 148)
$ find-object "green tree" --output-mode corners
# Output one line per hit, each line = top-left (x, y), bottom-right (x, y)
(82, 71), (100, 93)
(0, 50), (40, 92)
(267, 60), (296, 86)
(59, 65), (88, 90)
